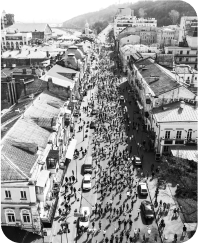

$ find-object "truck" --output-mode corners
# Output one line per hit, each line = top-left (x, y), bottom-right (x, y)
(83, 156), (93, 175)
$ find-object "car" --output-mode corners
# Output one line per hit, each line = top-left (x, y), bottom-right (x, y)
(138, 182), (148, 196)
(91, 109), (98, 115)
(141, 200), (155, 219)
(82, 174), (92, 191)
(120, 95), (124, 101)
(79, 207), (90, 228)
(133, 156), (142, 166)
(90, 121), (96, 129)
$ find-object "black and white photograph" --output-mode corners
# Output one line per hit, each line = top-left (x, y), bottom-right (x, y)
(1, 0), (197, 243)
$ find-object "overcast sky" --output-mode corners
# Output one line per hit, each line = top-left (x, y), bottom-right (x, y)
(1, 0), (197, 24)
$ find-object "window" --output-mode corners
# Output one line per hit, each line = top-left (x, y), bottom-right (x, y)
(6, 209), (15, 223)
(176, 131), (182, 139)
(180, 51), (183, 54)
(187, 51), (190, 54)
(21, 210), (31, 223)
(187, 129), (192, 141)
(179, 58), (182, 62)
(5, 190), (11, 198)
(20, 191), (27, 199)
(186, 58), (189, 62)
(164, 146), (169, 152)
(165, 131), (170, 139)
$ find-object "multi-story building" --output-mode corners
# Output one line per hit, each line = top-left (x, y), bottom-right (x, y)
(164, 46), (197, 70)
(1, 10), (15, 30)
(179, 16), (198, 43)
(151, 100), (198, 155)
(1, 28), (32, 50)
(4, 23), (52, 42)
(157, 27), (177, 48)
(1, 90), (73, 234)
(127, 57), (196, 131)
(114, 7), (157, 39)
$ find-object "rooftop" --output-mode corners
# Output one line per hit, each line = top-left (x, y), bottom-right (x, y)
(171, 146), (198, 163)
(134, 58), (180, 96)
(1, 90), (65, 180)
(152, 101), (198, 122)
(6, 23), (50, 33)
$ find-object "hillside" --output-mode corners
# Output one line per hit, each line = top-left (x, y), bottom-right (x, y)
(62, 0), (197, 30)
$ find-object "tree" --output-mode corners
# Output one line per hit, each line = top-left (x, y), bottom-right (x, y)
(138, 8), (147, 18)
(155, 154), (197, 219)
(106, 29), (114, 43)
(169, 10), (180, 24)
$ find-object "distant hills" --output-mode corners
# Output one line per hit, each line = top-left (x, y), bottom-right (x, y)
(62, 0), (197, 30)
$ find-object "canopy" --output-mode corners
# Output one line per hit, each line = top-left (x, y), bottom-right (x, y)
(65, 139), (77, 160)
(36, 170), (50, 187)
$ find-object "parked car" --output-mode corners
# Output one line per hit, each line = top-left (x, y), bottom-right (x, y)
(133, 156), (142, 166)
(90, 121), (96, 129)
(79, 207), (90, 228)
(141, 200), (154, 219)
(138, 182), (148, 196)
(82, 174), (92, 191)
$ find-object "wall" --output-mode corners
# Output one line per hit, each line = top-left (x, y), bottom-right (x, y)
(120, 34), (140, 47)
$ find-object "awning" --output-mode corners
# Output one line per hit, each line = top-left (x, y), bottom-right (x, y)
(137, 100), (143, 110)
(36, 170), (50, 187)
(171, 147), (198, 163)
(183, 223), (197, 231)
(65, 139), (77, 160)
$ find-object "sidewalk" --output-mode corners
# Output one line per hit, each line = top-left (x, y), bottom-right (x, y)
(120, 80), (191, 243)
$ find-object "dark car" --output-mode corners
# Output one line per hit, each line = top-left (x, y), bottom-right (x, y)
(90, 121), (96, 129)
(91, 109), (98, 115)
(141, 200), (155, 219)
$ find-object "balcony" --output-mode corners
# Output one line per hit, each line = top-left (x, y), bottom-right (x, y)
(185, 139), (197, 146)
(164, 139), (173, 144)
(175, 139), (184, 144)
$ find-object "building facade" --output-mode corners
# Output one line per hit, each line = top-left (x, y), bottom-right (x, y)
(114, 7), (157, 39)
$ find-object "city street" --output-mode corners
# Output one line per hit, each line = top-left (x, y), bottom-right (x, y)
(76, 52), (160, 243)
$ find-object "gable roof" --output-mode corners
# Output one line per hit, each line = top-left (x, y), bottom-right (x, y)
(6, 23), (50, 33)
(1, 90), (65, 180)
(152, 101), (198, 122)
(134, 58), (180, 96)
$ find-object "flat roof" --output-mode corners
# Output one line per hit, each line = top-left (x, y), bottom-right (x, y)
(135, 58), (180, 96)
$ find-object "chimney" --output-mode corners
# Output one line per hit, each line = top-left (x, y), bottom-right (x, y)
(180, 101), (185, 109)
(23, 68), (27, 74)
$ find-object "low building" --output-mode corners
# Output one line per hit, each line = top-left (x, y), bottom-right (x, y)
(5, 23), (52, 42)
(1, 90), (72, 234)
(151, 101), (198, 155)
(119, 34), (140, 47)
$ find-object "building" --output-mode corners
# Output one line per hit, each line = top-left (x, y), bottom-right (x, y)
(5, 23), (52, 42)
(1, 90), (73, 234)
(151, 101), (198, 155)
(127, 58), (196, 132)
(1, 10), (15, 30)
(172, 64), (198, 88)
(119, 34), (140, 47)
(114, 7), (157, 39)
(1, 29), (32, 50)
(157, 27), (177, 48)
(164, 46), (197, 70)
(179, 16), (198, 43)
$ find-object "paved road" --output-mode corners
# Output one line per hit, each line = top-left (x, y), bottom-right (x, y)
(76, 72), (160, 243)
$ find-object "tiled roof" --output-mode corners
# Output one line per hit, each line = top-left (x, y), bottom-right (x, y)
(171, 146), (198, 163)
(152, 101), (198, 122)
(1, 154), (28, 181)
(1, 90), (65, 181)
(135, 58), (180, 96)
(6, 23), (49, 33)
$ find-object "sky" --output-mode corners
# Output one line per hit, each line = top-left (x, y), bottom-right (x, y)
(1, 0), (197, 24)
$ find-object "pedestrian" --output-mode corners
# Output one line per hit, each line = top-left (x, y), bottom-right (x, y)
(173, 208), (177, 217)
(129, 236), (133, 243)
(99, 220), (102, 231)
(58, 208), (62, 216)
(72, 170), (74, 175)
(174, 233), (177, 242)
(105, 237), (109, 243)
(120, 235), (123, 243)
(182, 224), (187, 237)
(72, 175), (75, 182)
(118, 218), (121, 229)
(129, 219), (132, 229)
(131, 200), (134, 210)
(92, 222), (95, 229)
(124, 220), (127, 229)
(103, 229), (106, 239)
(137, 208), (140, 217)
